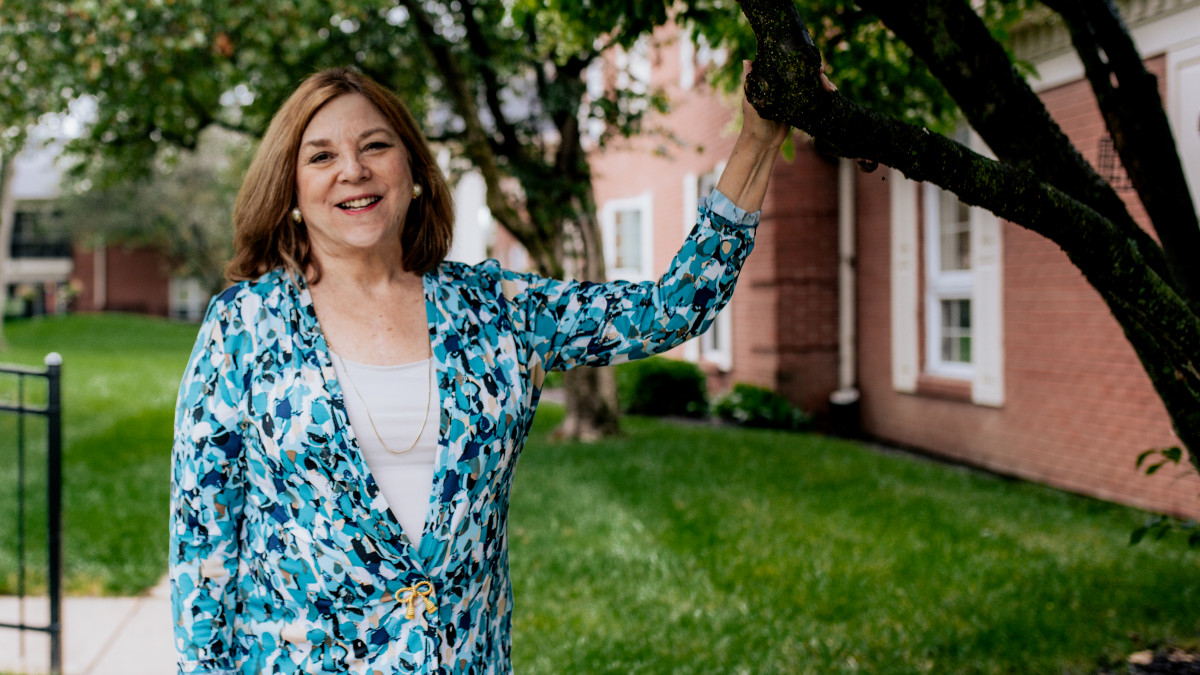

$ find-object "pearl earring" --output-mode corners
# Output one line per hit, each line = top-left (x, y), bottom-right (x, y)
(290, 208), (302, 224)
(412, 184), (423, 199)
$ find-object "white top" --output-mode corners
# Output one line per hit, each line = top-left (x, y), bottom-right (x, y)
(330, 353), (439, 544)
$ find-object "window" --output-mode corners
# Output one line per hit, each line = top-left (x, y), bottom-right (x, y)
(698, 305), (732, 371)
(583, 59), (607, 144)
(10, 209), (71, 259)
(613, 208), (643, 272)
(939, 298), (972, 364)
(1168, 41), (1200, 212)
(169, 277), (209, 322)
(925, 193), (974, 375)
(924, 182), (975, 380)
(600, 192), (654, 281)
(679, 26), (729, 91)
(698, 166), (721, 204)
(891, 125), (1005, 406)
(616, 37), (651, 115)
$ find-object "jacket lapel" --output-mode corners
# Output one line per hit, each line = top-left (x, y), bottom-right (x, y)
(288, 271), (431, 572)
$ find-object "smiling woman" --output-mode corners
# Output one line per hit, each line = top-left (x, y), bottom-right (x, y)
(295, 98), (415, 261)
(170, 66), (788, 674)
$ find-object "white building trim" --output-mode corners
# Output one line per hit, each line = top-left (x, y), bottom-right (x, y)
(890, 169), (920, 393)
(600, 191), (655, 281)
(1167, 41), (1200, 212)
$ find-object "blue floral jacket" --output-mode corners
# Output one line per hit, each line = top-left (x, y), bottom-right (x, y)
(170, 190), (758, 674)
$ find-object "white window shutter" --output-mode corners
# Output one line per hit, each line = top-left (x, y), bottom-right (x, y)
(890, 169), (920, 393)
(971, 207), (1005, 406)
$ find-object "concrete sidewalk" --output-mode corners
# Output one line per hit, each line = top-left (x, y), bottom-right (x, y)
(0, 576), (175, 675)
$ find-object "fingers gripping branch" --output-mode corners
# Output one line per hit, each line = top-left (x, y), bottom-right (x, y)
(736, 0), (828, 124)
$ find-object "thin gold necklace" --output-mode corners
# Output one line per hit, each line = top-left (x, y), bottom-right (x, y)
(326, 335), (433, 456)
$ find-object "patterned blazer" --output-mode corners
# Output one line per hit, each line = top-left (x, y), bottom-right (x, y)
(170, 190), (758, 674)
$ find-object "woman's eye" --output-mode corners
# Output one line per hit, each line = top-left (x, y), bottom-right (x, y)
(308, 152), (333, 164)
(365, 141), (390, 151)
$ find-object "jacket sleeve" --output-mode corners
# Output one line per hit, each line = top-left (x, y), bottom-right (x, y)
(502, 188), (758, 373)
(169, 294), (248, 675)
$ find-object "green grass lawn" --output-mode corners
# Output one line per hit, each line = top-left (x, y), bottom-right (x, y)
(1, 314), (1197, 673)
(0, 314), (198, 595)
(511, 410), (1200, 674)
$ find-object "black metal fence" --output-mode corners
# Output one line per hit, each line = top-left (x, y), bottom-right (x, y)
(0, 354), (63, 675)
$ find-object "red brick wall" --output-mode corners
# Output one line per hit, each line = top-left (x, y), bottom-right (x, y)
(71, 245), (171, 317)
(856, 55), (1200, 518)
(588, 23), (841, 418)
(584, 26), (1197, 517)
(71, 246), (98, 312)
(764, 151), (841, 416)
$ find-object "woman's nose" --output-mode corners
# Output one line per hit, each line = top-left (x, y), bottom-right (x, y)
(339, 153), (370, 181)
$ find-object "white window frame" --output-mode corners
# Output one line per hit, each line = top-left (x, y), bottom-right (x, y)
(679, 28), (697, 91)
(699, 304), (733, 371)
(616, 37), (651, 115)
(893, 149), (1004, 405)
(923, 182), (975, 381)
(600, 192), (654, 281)
(1167, 41), (1200, 213)
(582, 59), (607, 145)
(890, 170), (920, 393)
(169, 276), (209, 322)
(678, 27), (728, 92)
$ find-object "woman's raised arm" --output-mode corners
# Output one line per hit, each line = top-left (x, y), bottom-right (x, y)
(716, 60), (835, 212)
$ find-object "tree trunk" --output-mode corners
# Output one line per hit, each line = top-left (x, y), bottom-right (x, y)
(558, 202), (621, 440)
(560, 366), (621, 441)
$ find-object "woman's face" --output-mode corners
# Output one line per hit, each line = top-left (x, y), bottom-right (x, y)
(295, 93), (414, 262)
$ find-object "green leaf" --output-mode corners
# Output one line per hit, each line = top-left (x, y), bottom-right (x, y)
(1130, 526), (1148, 545)
(1162, 447), (1183, 464)
(1145, 461), (1165, 476)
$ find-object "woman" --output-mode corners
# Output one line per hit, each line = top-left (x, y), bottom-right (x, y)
(172, 66), (787, 674)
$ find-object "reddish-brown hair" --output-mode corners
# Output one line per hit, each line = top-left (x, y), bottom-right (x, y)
(227, 67), (454, 283)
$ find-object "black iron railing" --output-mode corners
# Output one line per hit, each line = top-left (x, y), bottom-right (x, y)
(0, 354), (63, 675)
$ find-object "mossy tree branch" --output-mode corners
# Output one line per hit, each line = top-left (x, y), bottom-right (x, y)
(736, 0), (1200, 473)
(854, 0), (1175, 295)
(1040, 0), (1200, 310)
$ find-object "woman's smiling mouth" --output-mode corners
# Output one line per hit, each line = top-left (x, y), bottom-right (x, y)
(337, 196), (382, 210)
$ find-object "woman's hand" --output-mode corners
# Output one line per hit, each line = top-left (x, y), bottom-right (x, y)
(716, 59), (837, 212)
(739, 61), (790, 151)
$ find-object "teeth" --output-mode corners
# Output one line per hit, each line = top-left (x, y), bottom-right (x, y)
(339, 196), (380, 209)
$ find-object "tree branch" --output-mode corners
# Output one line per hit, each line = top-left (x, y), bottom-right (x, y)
(1041, 0), (1200, 309)
(397, 0), (558, 274)
(738, 0), (1200, 469)
(1107, 290), (1200, 474)
(458, 0), (524, 160)
(853, 0), (1174, 296)
(736, 0), (1200, 362)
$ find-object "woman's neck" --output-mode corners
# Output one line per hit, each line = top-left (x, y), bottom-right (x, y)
(309, 246), (416, 293)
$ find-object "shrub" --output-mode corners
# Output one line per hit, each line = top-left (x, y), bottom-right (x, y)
(614, 356), (708, 417)
(714, 383), (810, 431)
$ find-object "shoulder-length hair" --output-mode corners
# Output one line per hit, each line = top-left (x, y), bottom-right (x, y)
(227, 67), (454, 283)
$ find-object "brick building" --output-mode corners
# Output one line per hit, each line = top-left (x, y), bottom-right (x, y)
(580, 3), (1200, 518)
(1, 140), (211, 322)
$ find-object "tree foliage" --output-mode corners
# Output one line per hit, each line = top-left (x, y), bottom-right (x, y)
(729, 0), (1200, 476)
(57, 127), (253, 295)
(681, 0), (1036, 134)
(0, 0), (686, 439)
